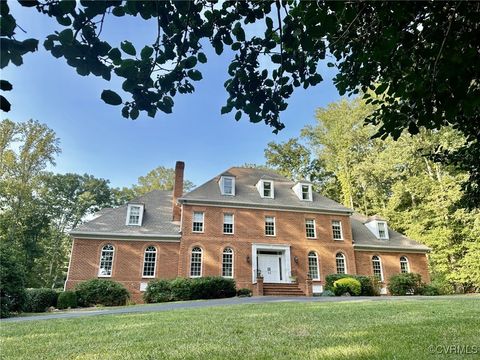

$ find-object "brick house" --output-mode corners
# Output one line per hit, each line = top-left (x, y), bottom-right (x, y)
(66, 162), (430, 301)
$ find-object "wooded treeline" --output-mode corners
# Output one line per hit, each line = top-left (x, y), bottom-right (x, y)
(0, 119), (194, 289)
(264, 98), (479, 293)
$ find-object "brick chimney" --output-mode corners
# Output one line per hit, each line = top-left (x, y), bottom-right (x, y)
(172, 161), (184, 221)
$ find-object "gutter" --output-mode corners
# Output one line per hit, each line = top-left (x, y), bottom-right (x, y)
(178, 198), (353, 215)
(69, 231), (181, 242)
(353, 244), (431, 253)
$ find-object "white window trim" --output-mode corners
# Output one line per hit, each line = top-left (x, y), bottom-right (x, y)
(305, 219), (317, 239)
(190, 247), (203, 278)
(142, 246), (157, 278)
(126, 204), (144, 226)
(372, 255), (384, 282)
(265, 216), (276, 236)
(301, 184), (313, 201)
(98, 244), (114, 278)
(400, 256), (410, 273)
(336, 253), (347, 274)
(223, 213), (234, 234)
(192, 211), (205, 233)
(377, 221), (388, 239)
(261, 180), (274, 199)
(308, 251), (320, 280)
(332, 220), (344, 240)
(220, 176), (235, 196)
(222, 248), (234, 278)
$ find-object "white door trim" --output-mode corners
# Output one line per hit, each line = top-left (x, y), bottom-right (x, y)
(252, 243), (291, 284)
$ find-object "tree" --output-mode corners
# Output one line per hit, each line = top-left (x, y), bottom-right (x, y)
(2, 1), (478, 205)
(112, 165), (195, 203)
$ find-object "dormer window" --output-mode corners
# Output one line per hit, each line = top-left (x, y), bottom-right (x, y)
(257, 179), (274, 198)
(293, 182), (312, 201)
(378, 222), (387, 239)
(220, 176), (235, 196)
(126, 204), (144, 226)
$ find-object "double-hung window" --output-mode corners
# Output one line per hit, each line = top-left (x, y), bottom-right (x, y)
(190, 247), (202, 277)
(336, 253), (346, 274)
(98, 244), (114, 277)
(142, 246), (157, 278)
(305, 219), (316, 238)
(378, 222), (387, 239)
(223, 213), (234, 234)
(263, 181), (273, 198)
(126, 204), (143, 226)
(332, 220), (343, 240)
(192, 211), (204, 232)
(372, 255), (384, 281)
(400, 256), (410, 273)
(265, 216), (275, 236)
(222, 248), (234, 278)
(308, 252), (320, 280)
(220, 176), (235, 195)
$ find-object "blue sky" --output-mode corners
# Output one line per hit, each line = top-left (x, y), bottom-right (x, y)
(3, 3), (341, 188)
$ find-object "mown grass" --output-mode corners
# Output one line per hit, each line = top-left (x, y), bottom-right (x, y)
(1, 297), (479, 359)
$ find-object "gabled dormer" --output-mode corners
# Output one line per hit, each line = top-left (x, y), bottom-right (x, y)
(219, 174), (235, 196)
(126, 203), (144, 226)
(293, 182), (313, 201)
(256, 178), (274, 199)
(365, 215), (389, 240)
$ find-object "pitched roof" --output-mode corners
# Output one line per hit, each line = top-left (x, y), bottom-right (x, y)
(70, 190), (180, 239)
(179, 167), (352, 214)
(351, 213), (430, 252)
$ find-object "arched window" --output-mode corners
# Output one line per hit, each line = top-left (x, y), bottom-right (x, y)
(336, 253), (347, 274)
(190, 247), (202, 278)
(372, 255), (384, 281)
(308, 251), (320, 280)
(222, 248), (234, 278)
(142, 246), (157, 278)
(98, 244), (114, 277)
(400, 256), (410, 273)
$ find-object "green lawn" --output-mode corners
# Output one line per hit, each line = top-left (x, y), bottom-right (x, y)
(1, 297), (479, 359)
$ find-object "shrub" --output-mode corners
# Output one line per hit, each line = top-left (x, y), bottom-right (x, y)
(143, 280), (172, 303)
(333, 278), (362, 296)
(320, 290), (335, 297)
(388, 273), (423, 295)
(24, 288), (58, 313)
(236, 288), (252, 297)
(0, 246), (27, 318)
(325, 274), (380, 296)
(418, 284), (440, 296)
(75, 279), (130, 307)
(144, 277), (237, 303)
(57, 291), (78, 309)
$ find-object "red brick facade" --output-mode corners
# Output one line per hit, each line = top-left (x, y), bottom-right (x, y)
(66, 204), (430, 302)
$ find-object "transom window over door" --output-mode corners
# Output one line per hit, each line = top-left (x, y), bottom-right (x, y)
(265, 216), (275, 236)
(305, 219), (316, 238)
(372, 255), (384, 281)
(336, 253), (346, 274)
(308, 251), (320, 280)
(190, 247), (202, 277)
(400, 256), (410, 273)
(192, 211), (204, 232)
(98, 244), (114, 277)
(223, 213), (234, 234)
(142, 246), (157, 278)
(222, 248), (234, 278)
(332, 220), (343, 240)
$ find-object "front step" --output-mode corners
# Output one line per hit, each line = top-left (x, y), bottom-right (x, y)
(263, 283), (305, 296)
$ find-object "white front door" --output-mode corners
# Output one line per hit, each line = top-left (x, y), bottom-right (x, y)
(258, 254), (282, 283)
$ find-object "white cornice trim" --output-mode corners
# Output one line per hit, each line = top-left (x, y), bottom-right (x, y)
(353, 244), (430, 253)
(70, 231), (181, 242)
(178, 198), (352, 215)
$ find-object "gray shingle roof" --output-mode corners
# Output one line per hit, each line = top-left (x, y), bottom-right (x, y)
(71, 190), (180, 238)
(351, 213), (430, 252)
(179, 167), (352, 214)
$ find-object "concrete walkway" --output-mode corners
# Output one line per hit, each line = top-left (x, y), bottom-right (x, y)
(2, 295), (477, 323)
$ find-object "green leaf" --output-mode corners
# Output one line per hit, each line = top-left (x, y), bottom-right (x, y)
(112, 6), (125, 17)
(375, 83), (388, 95)
(101, 90), (123, 106)
(120, 41), (136, 56)
(58, 29), (73, 44)
(18, 1), (40, 7)
(184, 56), (197, 69)
(235, 110), (242, 121)
(108, 48), (122, 63)
(58, 0), (75, 14)
(0, 95), (11, 112)
(187, 69), (202, 81)
(197, 52), (207, 64)
(140, 46), (153, 60)
(130, 108), (139, 120)
(266, 17), (273, 29)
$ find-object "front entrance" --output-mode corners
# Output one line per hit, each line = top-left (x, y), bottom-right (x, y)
(252, 244), (292, 284)
(257, 253), (283, 283)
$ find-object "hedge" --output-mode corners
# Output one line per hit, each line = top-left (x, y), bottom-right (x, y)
(57, 291), (78, 309)
(24, 288), (58, 313)
(144, 277), (236, 303)
(75, 279), (130, 307)
(387, 273), (424, 295)
(333, 278), (361, 296)
(325, 274), (380, 296)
